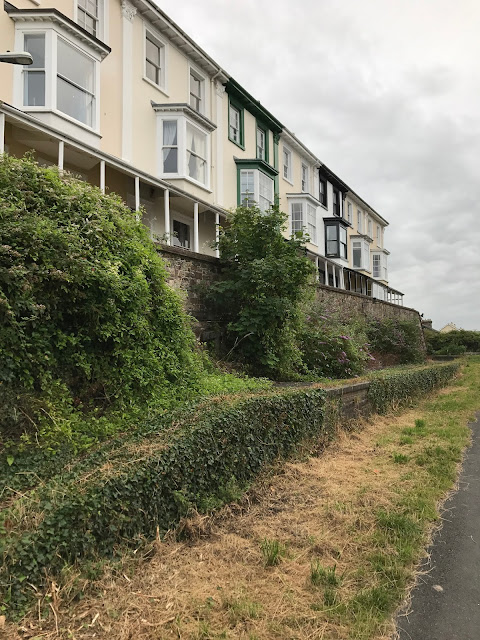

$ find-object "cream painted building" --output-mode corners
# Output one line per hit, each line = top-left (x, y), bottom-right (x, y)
(0, 0), (403, 303)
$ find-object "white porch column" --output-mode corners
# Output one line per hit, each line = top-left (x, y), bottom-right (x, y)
(193, 202), (199, 253)
(0, 113), (5, 154)
(332, 265), (337, 288)
(324, 260), (328, 286)
(99, 160), (105, 194)
(58, 140), (64, 171)
(164, 189), (171, 245)
(134, 176), (140, 220)
(215, 212), (220, 258)
(339, 267), (345, 289)
(315, 256), (319, 282)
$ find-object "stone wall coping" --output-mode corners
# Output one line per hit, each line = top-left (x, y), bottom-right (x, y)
(156, 243), (221, 265)
(317, 284), (419, 315)
(323, 381), (372, 396)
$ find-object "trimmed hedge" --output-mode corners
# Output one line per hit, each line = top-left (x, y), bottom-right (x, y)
(1, 362), (460, 615)
(1, 388), (328, 614)
(367, 362), (460, 413)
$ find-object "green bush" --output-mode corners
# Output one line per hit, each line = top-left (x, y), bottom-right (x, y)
(367, 318), (425, 364)
(298, 302), (372, 378)
(207, 205), (314, 378)
(426, 330), (480, 355)
(0, 154), (201, 447)
(368, 362), (459, 413)
(1, 387), (328, 614)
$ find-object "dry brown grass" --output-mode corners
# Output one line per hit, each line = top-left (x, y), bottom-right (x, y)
(4, 406), (446, 640)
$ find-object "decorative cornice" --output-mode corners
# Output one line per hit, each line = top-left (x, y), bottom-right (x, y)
(151, 102), (217, 132)
(121, 0), (137, 22)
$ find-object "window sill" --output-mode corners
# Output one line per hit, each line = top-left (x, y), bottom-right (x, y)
(229, 136), (245, 151)
(282, 176), (294, 186)
(142, 76), (169, 97)
(162, 175), (213, 194)
(22, 107), (102, 139)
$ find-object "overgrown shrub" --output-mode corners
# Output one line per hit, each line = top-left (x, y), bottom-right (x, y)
(0, 154), (201, 447)
(207, 205), (314, 378)
(298, 301), (373, 378)
(426, 330), (480, 355)
(367, 318), (424, 364)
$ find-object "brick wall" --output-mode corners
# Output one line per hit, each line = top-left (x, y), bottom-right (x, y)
(158, 246), (425, 350)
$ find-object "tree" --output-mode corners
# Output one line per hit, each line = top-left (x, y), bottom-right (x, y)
(208, 205), (314, 378)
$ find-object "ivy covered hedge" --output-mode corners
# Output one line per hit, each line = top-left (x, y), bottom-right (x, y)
(1, 387), (328, 615)
(367, 361), (460, 413)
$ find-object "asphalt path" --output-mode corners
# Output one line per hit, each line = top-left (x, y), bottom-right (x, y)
(396, 411), (480, 640)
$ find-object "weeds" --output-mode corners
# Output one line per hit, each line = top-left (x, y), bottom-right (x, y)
(260, 538), (286, 567)
(310, 561), (341, 587)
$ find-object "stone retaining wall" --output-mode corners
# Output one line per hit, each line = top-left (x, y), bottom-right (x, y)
(157, 245), (425, 348)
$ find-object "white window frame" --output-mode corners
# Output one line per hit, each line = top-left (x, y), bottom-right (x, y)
(229, 102), (242, 145)
(282, 145), (292, 183)
(372, 253), (381, 278)
(352, 238), (371, 270)
(188, 64), (207, 115)
(357, 209), (362, 233)
(301, 163), (309, 193)
(288, 195), (318, 245)
(239, 169), (274, 213)
(15, 23), (101, 133)
(256, 126), (266, 161)
(143, 24), (168, 95)
(74, 0), (107, 42)
(347, 201), (353, 224)
(367, 218), (373, 238)
(157, 112), (211, 189)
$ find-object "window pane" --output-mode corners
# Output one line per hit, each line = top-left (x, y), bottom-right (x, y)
(258, 172), (273, 212)
(163, 120), (177, 145)
(173, 220), (190, 248)
(326, 225), (337, 241)
(146, 60), (158, 84)
(58, 39), (94, 93)
(146, 37), (160, 65)
(57, 76), (94, 126)
(187, 153), (206, 182)
(186, 123), (206, 158)
(240, 170), (255, 207)
(24, 34), (45, 68)
(327, 240), (338, 254)
(163, 147), (178, 173)
(24, 71), (45, 106)
(340, 227), (347, 243)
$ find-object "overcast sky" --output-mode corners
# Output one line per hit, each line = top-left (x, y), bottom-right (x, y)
(159, 0), (480, 330)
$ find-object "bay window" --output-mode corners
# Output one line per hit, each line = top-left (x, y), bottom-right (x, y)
(289, 196), (318, 244)
(155, 105), (215, 188)
(15, 17), (106, 133)
(325, 221), (347, 259)
(239, 169), (274, 213)
(372, 253), (388, 280)
(352, 239), (371, 270)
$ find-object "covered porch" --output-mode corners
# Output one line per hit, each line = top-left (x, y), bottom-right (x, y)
(0, 103), (224, 257)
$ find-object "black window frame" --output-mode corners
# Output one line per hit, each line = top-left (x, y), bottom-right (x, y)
(325, 220), (348, 259)
(332, 187), (341, 216)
